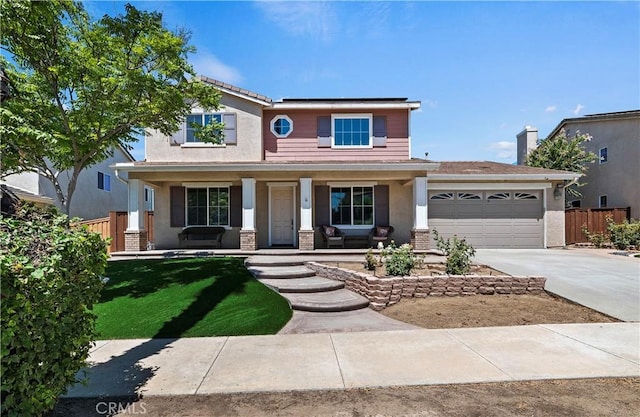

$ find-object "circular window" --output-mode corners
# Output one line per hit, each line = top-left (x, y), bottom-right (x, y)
(270, 115), (293, 138)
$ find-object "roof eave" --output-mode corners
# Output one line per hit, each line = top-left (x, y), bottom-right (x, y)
(112, 161), (440, 173)
(428, 173), (580, 181)
(269, 102), (421, 110)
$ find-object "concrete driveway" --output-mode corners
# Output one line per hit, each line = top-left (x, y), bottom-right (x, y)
(474, 249), (640, 322)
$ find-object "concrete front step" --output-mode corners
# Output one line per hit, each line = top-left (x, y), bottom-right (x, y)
(283, 289), (370, 312)
(245, 259), (305, 268)
(259, 277), (345, 293)
(248, 265), (316, 279)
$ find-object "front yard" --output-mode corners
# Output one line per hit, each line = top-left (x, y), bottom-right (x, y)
(95, 257), (292, 339)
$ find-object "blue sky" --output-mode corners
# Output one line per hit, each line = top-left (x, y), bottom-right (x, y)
(85, 1), (640, 162)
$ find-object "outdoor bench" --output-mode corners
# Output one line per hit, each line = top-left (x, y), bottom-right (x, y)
(178, 226), (225, 249)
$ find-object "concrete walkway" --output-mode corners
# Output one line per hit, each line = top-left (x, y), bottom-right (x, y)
(474, 248), (640, 322)
(64, 323), (639, 398)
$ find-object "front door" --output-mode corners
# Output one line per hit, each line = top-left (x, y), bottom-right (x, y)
(271, 187), (294, 246)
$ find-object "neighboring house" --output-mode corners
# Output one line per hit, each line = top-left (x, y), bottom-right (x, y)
(518, 110), (640, 219)
(114, 77), (578, 251)
(2, 145), (135, 220)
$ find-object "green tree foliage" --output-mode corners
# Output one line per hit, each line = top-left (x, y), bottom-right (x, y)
(0, 1), (220, 214)
(1, 204), (108, 416)
(525, 129), (597, 198)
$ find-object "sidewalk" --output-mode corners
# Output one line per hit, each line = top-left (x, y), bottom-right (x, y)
(64, 323), (639, 398)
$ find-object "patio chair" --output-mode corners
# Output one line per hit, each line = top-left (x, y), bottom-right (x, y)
(369, 225), (394, 248)
(320, 225), (345, 248)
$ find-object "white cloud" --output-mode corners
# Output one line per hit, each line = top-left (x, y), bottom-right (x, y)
(255, 1), (337, 42)
(573, 104), (585, 115)
(424, 99), (438, 109)
(545, 105), (557, 112)
(488, 141), (516, 159)
(190, 52), (243, 85)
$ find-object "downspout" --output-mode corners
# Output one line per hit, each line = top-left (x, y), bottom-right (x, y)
(114, 169), (128, 185)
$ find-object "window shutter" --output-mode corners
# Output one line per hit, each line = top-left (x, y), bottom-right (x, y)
(317, 116), (331, 147)
(170, 121), (186, 145)
(314, 186), (330, 226)
(223, 113), (237, 144)
(317, 116), (331, 137)
(374, 185), (389, 226)
(229, 185), (242, 227)
(373, 116), (387, 137)
(170, 186), (185, 227)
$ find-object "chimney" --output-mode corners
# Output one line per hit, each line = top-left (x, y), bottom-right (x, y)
(516, 126), (538, 165)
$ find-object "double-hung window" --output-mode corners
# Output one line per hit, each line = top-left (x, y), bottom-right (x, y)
(98, 172), (111, 192)
(186, 114), (222, 143)
(332, 114), (372, 148)
(186, 187), (229, 226)
(330, 186), (374, 226)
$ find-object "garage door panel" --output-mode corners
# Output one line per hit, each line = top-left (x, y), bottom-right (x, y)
(428, 190), (543, 248)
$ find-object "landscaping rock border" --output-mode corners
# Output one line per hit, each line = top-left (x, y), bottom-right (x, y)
(306, 262), (546, 311)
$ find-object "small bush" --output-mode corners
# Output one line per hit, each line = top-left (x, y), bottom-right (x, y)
(364, 249), (381, 271)
(432, 229), (476, 275)
(607, 218), (640, 250)
(1, 204), (107, 417)
(381, 241), (421, 276)
(581, 224), (608, 248)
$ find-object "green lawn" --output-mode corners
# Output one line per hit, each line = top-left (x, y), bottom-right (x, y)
(94, 257), (292, 339)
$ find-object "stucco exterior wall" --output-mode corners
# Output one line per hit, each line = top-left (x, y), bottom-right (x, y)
(545, 183), (566, 247)
(145, 92), (263, 163)
(561, 117), (640, 218)
(5, 148), (131, 220)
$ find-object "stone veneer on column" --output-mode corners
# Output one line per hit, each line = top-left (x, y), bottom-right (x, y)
(410, 229), (430, 251)
(240, 230), (258, 251)
(298, 229), (315, 251)
(124, 230), (148, 251)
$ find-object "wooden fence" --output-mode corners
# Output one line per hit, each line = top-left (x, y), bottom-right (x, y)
(79, 211), (154, 252)
(565, 207), (630, 244)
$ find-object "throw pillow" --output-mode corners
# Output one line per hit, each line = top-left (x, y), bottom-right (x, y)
(376, 226), (389, 238)
(323, 225), (336, 237)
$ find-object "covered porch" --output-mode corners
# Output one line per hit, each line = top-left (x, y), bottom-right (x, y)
(114, 160), (440, 252)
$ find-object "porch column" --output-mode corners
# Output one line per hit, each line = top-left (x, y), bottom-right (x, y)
(125, 179), (148, 251)
(240, 178), (257, 251)
(411, 176), (430, 251)
(298, 178), (314, 250)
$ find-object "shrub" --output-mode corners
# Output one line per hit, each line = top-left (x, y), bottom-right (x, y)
(432, 229), (476, 275)
(607, 218), (640, 250)
(1, 204), (107, 417)
(382, 241), (421, 276)
(580, 224), (608, 248)
(364, 249), (381, 271)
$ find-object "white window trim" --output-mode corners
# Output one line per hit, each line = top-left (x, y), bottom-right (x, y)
(599, 194), (608, 208)
(184, 112), (235, 145)
(270, 115), (293, 138)
(184, 186), (231, 227)
(329, 185), (375, 229)
(331, 113), (373, 149)
(599, 147), (608, 164)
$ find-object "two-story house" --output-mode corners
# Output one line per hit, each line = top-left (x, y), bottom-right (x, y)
(2, 145), (136, 220)
(547, 111), (639, 219)
(114, 77), (577, 252)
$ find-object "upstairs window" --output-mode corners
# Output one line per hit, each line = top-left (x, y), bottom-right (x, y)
(599, 147), (608, 164)
(181, 113), (237, 145)
(270, 115), (293, 138)
(98, 172), (111, 192)
(599, 195), (608, 208)
(332, 114), (372, 148)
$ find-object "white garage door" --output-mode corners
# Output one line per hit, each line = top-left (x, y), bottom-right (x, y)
(428, 190), (544, 248)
